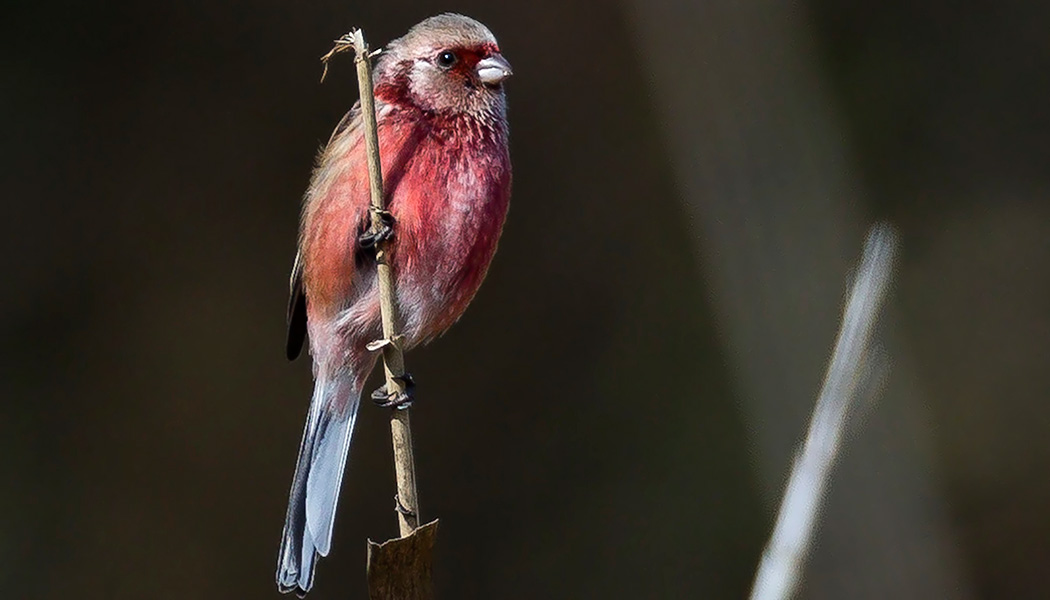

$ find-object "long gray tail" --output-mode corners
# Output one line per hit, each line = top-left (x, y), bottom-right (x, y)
(277, 371), (361, 595)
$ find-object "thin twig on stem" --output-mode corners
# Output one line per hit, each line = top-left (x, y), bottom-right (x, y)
(749, 223), (899, 600)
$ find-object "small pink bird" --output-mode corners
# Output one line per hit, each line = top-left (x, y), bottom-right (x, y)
(277, 14), (513, 595)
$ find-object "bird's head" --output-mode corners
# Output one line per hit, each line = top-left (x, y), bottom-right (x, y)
(375, 13), (512, 120)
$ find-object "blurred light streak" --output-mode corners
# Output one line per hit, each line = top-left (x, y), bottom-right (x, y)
(750, 223), (896, 600)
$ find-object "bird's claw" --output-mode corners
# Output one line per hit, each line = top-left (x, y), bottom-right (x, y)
(358, 209), (396, 251)
(371, 372), (415, 409)
(395, 372), (415, 389)
(371, 388), (413, 409)
(371, 207), (395, 227)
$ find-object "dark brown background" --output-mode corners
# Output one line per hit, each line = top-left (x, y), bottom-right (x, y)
(3, 0), (1048, 598)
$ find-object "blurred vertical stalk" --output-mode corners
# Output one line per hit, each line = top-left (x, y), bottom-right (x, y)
(622, 0), (971, 596)
(750, 224), (896, 600)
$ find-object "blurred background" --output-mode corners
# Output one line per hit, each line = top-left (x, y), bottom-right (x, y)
(3, 0), (1048, 598)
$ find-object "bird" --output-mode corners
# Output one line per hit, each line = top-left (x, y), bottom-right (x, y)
(276, 13), (513, 595)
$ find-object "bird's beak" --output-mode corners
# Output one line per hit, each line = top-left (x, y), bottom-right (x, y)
(476, 54), (513, 85)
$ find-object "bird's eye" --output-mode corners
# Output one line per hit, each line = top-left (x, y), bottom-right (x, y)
(436, 51), (457, 68)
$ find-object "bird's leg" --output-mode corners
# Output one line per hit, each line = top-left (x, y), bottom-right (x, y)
(357, 208), (396, 252)
(370, 372), (415, 409)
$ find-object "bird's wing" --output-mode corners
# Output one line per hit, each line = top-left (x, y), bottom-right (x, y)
(285, 102), (376, 361)
(286, 250), (307, 360)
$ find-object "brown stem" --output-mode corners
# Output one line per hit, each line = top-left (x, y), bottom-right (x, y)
(350, 28), (420, 537)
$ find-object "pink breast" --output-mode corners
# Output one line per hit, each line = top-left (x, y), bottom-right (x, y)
(387, 122), (511, 343)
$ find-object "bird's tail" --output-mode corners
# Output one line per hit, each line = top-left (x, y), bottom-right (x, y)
(277, 370), (361, 596)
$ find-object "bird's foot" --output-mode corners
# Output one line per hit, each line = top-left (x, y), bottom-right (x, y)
(371, 373), (415, 409)
(357, 209), (396, 251)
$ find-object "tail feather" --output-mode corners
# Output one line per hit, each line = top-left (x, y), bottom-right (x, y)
(277, 372), (361, 595)
(305, 396), (359, 556)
